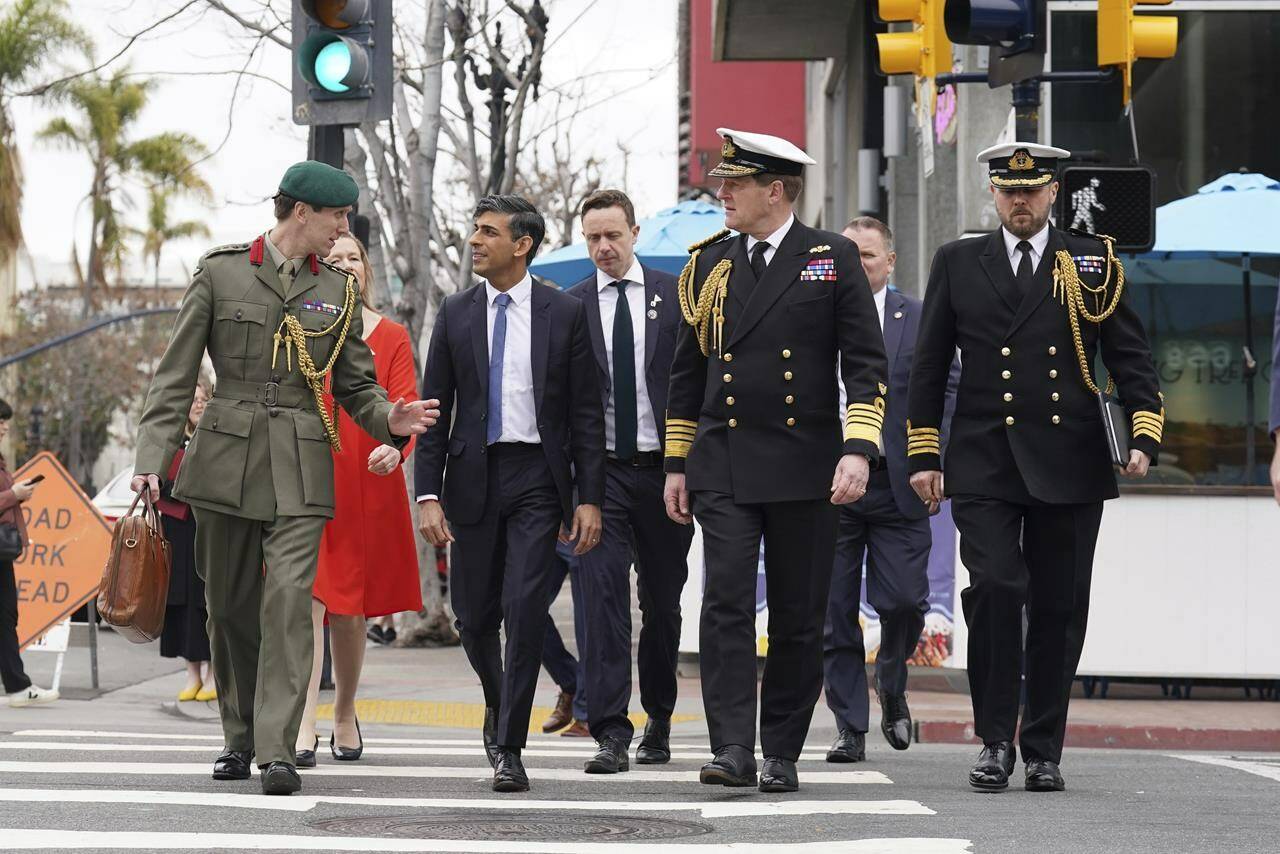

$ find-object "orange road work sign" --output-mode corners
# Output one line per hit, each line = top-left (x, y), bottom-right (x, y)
(12, 452), (113, 650)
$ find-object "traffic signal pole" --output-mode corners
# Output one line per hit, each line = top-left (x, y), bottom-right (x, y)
(937, 69), (1117, 140)
(309, 124), (345, 169)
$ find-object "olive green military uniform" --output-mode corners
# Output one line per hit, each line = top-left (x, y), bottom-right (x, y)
(135, 232), (402, 766)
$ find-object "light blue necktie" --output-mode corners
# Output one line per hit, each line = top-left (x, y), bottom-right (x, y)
(487, 293), (512, 444)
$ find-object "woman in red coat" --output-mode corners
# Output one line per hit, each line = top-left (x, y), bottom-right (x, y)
(295, 234), (423, 765)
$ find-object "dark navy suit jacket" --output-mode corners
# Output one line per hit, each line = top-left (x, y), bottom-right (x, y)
(565, 264), (681, 450)
(414, 278), (605, 526)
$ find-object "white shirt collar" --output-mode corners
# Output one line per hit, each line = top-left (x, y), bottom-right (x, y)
(596, 257), (646, 292)
(873, 285), (888, 315)
(485, 271), (533, 306)
(1001, 222), (1051, 260)
(746, 213), (795, 253)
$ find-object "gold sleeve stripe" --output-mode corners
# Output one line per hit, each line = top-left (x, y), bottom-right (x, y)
(907, 440), (940, 451)
(665, 418), (698, 457)
(1132, 410), (1164, 443)
(844, 397), (886, 445)
(907, 446), (940, 457)
(845, 423), (882, 444)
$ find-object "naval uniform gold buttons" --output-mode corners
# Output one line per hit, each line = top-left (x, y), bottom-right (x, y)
(782, 349), (791, 359)
(724, 373), (733, 383)
(726, 396), (735, 406)
(724, 353), (733, 362)
(1048, 346), (1057, 356)
(1049, 369), (1058, 379)
(785, 395), (795, 404)
(1002, 370), (1012, 380)
(1051, 392), (1060, 401)
(728, 418), (738, 428)
(784, 371), (793, 381)
(786, 417), (796, 427)
(1052, 415), (1061, 424)
(1003, 392), (1013, 402)
(1005, 416), (1015, 426)
(1001, 347), (1011, 356)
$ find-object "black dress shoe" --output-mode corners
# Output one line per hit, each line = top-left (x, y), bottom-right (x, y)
(699, 744), (757, 787)
(878, 688), (913, 751)
(968, 741), (1017, 792)
(635, 717), (671, 765)
(260, 761), (302, 795)
(826, 729), (866, 763)
(294, 736), (318, 769)
(584, 735), (630, 774)
(211, 749), (253, 781)
(330, 716), (363, 761)
(366, 624), (387, 644)
(1025, 758), (1066, 792)
(759, 756), (800, 793)
(492, 749), (530, 792)
(482, 706), (501, 769)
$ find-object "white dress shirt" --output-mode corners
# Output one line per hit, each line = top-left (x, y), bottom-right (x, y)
(1001, 222), (1050, 276)
(872, 285), (887, 332)
(745, 213), (796, 267)
(486, 273), (540, 444)
(838, 286), (890, 417)
(596, 258), (661, 453)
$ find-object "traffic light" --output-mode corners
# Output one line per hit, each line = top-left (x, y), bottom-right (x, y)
(875, 0), (952, 80)
(943, 0), (1045, 86)
(1056, 166), (1157, 253)
(1097, 0), (1178, 106)
(291, 0), (393, 126)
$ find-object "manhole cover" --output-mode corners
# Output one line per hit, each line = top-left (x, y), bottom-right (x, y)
(312, 813), (715, 841)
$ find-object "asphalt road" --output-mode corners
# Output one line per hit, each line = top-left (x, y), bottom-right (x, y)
(0, 719), (1276, 853)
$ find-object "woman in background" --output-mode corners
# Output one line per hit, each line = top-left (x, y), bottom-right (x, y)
(295, 234), (422, 766)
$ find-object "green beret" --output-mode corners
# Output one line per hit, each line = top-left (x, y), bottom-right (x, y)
(276, 160), (358, 208)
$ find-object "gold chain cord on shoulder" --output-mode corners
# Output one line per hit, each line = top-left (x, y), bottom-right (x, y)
(677, 248), (733, 358)
(1052, 235), (1125, 397)
(275, 274), (358, 450)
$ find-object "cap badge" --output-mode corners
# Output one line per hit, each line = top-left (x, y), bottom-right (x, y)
(721, 138), (737, 159)
(1008, 150), (1036, 171)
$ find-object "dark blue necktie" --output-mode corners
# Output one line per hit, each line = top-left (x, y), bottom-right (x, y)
(487, 293), (512, 445)
(612, 280), (637, 460)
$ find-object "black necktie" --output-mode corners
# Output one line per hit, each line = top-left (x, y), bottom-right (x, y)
(1015, 240), (1034, 298)
(611, 280), (637, 460)
(750, 241), (769, 281)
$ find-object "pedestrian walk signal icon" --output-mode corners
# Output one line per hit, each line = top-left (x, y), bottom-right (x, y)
(1057, 165), (1156, 253)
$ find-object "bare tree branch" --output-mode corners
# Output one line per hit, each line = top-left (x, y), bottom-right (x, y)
(203, 0), (290, 48)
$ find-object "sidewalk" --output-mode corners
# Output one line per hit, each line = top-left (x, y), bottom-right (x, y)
(4, 614), (1278, 752)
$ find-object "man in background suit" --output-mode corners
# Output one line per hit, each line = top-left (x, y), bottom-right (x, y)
(823, 217), (957, 764)
(416, 194), (605, 793)
(566, 189), (694, 774)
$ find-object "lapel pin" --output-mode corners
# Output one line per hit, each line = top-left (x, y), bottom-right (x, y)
(647, 309), (658, 320)
(894, 310), (903, 319)
(650, 294), (662, 306)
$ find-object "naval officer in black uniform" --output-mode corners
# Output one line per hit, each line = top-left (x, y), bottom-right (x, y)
(664, 129), (888, 793)
(908, 143), (1163, 793)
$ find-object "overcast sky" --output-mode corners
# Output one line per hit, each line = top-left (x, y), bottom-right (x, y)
(12, 0), (679, 285)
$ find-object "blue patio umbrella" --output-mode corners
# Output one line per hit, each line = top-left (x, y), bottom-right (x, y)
(1136, 172), (1280, 478)
(530, 200), (729, 286)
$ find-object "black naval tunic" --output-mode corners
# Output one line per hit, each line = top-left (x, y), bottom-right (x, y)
(908, 224), (1163, 764)
(664, 218), (888, 761)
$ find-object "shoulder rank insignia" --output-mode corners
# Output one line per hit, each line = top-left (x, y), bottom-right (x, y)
(809, 244), (831, 253)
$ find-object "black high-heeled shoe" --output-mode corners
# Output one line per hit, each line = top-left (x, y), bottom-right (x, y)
(295, 735), (318, 768)
(330, 716), (364, 761)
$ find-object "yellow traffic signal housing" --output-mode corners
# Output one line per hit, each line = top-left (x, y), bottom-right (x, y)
(876, 0), (952, 80)
(1097, 0), (1179, 105)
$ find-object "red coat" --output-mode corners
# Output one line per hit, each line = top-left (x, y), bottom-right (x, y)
(313, 318), (424, 617)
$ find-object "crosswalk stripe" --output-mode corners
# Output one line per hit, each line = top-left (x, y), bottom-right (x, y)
(0, 761), (893, 784)
(1169, 753), (1280, 783)
(0, 830), (974, 852)
(0, 788), (934, 817)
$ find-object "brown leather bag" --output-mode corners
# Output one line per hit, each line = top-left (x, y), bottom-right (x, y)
(97, 491), (171, 643)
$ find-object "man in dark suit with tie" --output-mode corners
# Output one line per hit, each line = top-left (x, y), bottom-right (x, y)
(665, 129), (888, 793)
(416, 194), (605, 793)
(909, 143), (1162, 793)
(823, 216), (957, 765)
(564, 189), (695, 774)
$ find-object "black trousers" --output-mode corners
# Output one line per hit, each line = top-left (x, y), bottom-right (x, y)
(577, 461), (693, 741)
(823, 471), (931, 733)
(450, 443), (563, 749)
(0, 559), (32, 694)
(951, 495), (1104, 764)
(692, 491), (837, 761)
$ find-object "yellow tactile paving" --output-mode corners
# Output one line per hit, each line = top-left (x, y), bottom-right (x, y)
(315, 699), (700, 732)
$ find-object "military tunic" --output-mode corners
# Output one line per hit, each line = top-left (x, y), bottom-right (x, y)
(135, 233), (402, 766)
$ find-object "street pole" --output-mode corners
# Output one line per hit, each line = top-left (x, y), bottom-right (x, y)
(1012, 79), (1040, 140)
(308, 125), (345, 169)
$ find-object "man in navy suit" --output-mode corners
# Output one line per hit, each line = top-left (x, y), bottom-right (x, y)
(824, 217), (956, 763)
(565, 189), (694, 774)
(416, 194), (605, 793)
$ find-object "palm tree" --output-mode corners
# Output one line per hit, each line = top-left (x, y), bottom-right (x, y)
(139, 186), (210, 287)
(0, 0), (89, 316)
(38, 67), (210, 294)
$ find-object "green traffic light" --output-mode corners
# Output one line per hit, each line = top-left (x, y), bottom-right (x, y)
(315, 41), (353, 92)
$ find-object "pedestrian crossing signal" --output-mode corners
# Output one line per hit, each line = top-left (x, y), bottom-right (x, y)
(291, 0), (393, 126)
(1056, 165), (1156, 254)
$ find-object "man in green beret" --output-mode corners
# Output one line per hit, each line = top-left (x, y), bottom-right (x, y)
(132, 160), (440, 795)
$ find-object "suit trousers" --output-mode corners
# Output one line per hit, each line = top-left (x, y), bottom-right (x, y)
(0, 559), (32, 694)
(692, 491), (837, 760)
(541, 543), (589, 722)
(577, 461), (693, 741)
(191, 508), (328, 766)
(450, 443), (563, 749)
(951, 495), (1104, 764)
(823, 471), (931, 733)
